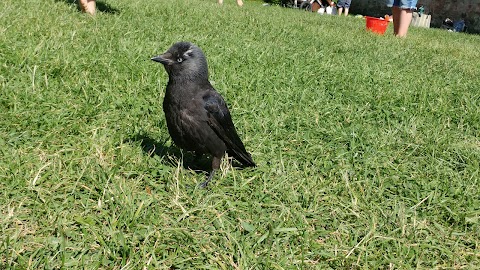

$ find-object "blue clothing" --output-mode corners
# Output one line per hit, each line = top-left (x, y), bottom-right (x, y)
(337, 0), (352, 8)
(386, 0), (417, 10)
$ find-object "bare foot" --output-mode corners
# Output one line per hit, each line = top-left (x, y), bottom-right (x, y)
(86, 0), (96, 15)
(237, 0), (243, 6)
(80, 0), (96, 15)
(79, 0), (88, 12)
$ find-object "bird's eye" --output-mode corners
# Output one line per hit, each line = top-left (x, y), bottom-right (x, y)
(177, 58), (183, 63)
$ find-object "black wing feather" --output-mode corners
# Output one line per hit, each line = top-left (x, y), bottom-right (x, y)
(203, 92), (255, 167)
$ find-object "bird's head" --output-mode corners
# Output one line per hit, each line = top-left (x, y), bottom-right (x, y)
(151, 42), (209, 80)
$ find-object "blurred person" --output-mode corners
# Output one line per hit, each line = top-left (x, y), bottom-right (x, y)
(337, 0), (351, 16)
(323, 0), (335, 7)
(387, 0), (418, 37)
(79, 0), (96, 15)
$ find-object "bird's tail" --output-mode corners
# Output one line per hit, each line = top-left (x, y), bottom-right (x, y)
(228, 148), (256, 167)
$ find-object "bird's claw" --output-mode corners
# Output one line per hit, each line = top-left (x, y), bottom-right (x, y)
(198, 170), (215, 188)
(198, 181), (209, 188)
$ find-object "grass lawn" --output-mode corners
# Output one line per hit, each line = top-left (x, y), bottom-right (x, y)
(1, 0), (479, 268)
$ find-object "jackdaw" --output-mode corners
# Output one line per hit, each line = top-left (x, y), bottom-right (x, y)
(151, 42), (255, 187)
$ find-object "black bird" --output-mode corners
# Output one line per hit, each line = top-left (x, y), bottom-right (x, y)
(151, 42), (255, 187)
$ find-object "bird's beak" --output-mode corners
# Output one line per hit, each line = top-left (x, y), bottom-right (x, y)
(151, 53), (174, 65)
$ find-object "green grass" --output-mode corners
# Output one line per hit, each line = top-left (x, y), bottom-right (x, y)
(1, 0), (479, 268)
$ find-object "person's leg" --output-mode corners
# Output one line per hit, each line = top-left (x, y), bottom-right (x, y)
(86, 0), (96, 15)
(218, 0), (223, 5)
(80, 0), (95, 15)
(392, 6), (401, 35)
(236, 0), (243, 6)
(79, 0), (88, 12)
(337, 1), (344, 15)
(343, 0), (350, 16)
(392, 6), (413, 37)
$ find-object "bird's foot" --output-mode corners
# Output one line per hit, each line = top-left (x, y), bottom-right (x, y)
(199, 170), (215, 188)
(198, 181), (209, 189)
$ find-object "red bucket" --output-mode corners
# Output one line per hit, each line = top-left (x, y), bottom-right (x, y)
(365, 16), (389, 35)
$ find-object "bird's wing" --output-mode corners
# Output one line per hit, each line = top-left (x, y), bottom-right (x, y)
(203, 91), (255, 167)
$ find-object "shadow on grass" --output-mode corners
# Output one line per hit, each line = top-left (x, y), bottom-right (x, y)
(56, 0), (120, 14)
(126, 133), (212, 173)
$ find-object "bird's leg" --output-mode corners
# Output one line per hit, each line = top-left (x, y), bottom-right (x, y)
(199, 156), (221, 188)
(199, 169), (216, 188)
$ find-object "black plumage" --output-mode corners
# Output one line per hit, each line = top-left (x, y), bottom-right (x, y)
(151, 42), (255, 187)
